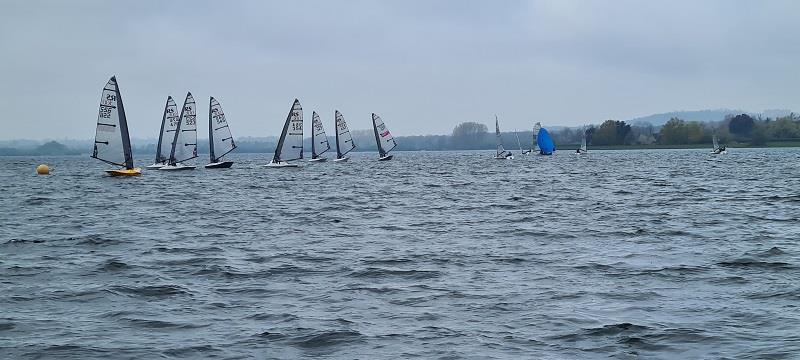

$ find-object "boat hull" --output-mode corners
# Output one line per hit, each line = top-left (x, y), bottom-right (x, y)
(106, 168), (142, 176)
(309, 157), (327, 162)
(159, 164), (196, 171)
(378, 154), (393, 161)
(494, 155), (513, 160)
(205, 161), (234, 168)
(711, 150), (727, 155)
(333, 156), (350, 162)
(264, 160), (299, 168)
(145, 163), (166, 169)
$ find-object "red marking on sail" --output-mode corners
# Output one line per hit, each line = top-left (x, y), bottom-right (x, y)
(381, 130), (390, 137)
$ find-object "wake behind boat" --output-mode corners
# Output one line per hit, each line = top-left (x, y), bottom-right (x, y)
(147, 96), (178, 169)
(372, 113), (397, 161)
(265, 99), (303, 168)
(494, 115), (513, 159)
(205, 96), (237, 168)
(309, 111), (330, 162)
(160, 92), (198, 171)
(334, 110), (356, 162)
(91, 76), (141, 176)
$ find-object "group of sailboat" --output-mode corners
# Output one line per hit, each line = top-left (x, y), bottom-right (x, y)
(494, 117), (556, 159)
(92, 76), (398, 175)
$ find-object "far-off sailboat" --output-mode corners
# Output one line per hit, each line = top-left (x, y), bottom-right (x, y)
(147, 96), (178, 169)
(91, 76), (141, 176)
(711, 134), (727, 155)
(265, 99), (303, 168)
(334, 110), (356, 162)
(160, 92), (198, 171)
(205, 96), (237, 168)
(494, 115), (513, 159)
(309, 111), (330, 162)
(576, 128), (588, 155)
(372, 113), (397, 161)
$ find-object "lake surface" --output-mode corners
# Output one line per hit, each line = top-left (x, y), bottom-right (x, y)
(1, 149), (799, 359)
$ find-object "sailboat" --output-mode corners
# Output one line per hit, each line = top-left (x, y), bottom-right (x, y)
(205, 97), (237, 168)
(265, 99), (303, 168)
(91, 76), (141, 176)
(146, 96), (178, 169)
(494, 115), (513, 159)
(372, 113), (397, 161)
(334, 110), (356, 162)
(576, 129), (588, 155)
(537, 127), (556, 155)
(711, 134), (727, 155)
(160, 92), (198, 170)
(514, 130), (527, 155)
(532, 122), (541, 154)
(309, 111), (330, 162)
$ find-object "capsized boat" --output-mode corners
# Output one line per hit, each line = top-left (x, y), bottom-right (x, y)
(711, 134), (727, 155)
(265, 99), (303, 168)
(147, 96), (178, 169)
(91, 76), (141, 176)
(309, 111), (330, 162)
(334, 110), (356, 162)
(372, 113), (397, 161)
(205, 96), (237, 168)
(160, 92), (198, 171)
(494, 115), (513, 159)
(537, 127), (556, 155)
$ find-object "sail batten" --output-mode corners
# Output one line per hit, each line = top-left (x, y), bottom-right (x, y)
(335, 110), (356, 158)
(372, 113), (396, 156)
(274, 99), (303, 162)
(168, 92), (198, 165)
(91, 76), (134, 169)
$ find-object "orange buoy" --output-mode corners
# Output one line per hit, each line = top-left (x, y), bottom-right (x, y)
(36, 164), (50, 175)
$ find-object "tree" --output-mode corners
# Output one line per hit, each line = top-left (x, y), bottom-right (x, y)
(729, 114), (755, 135)
(451, 122), (489, 149)
(659, 118), (689, 145)
(591, 120), (632, 145)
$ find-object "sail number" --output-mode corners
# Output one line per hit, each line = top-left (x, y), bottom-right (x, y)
(99, 106), (112, 118)
(212, 109), (226, 124)
(291, 122), (302, 131)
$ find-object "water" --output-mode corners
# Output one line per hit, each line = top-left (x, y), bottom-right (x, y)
(2, 149), (799, 359)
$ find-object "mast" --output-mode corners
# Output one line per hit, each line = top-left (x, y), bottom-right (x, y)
(113, 77), (134, 169)
(208, 96), (216, 163)
(155, 96), (171, 164)
(311, 111), (317, 158)
(335, 111), (342, 158)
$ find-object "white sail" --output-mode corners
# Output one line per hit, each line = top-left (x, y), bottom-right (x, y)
(209, 97), (236, 162)
(372, 113), (397, 156)
(495, 116), (508, 156)
(533, 122), (542, 152)
(274, 99), (303, 162)
(311, 111), (330, 158)
(514, 130), (524, 153)
(92, 76), (133, 169)
(581, 133), (588, 152)
(155, 96), (178, 164)
(169, 92), (198, 164)
(335, 110), (356, 158)
(712, 134), (719, 151)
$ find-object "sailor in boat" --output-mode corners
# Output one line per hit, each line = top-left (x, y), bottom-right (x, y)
(505, 151), (513, 159)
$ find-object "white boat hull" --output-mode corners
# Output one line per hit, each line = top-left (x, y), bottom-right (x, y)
(264, 160), (299, 168)
(333, 156), (350, 162)
(378, 154), (394, 161)
(494, 155), (513, 160)
(159, 163), (196, 171)
(146, 163), (166, 169)
(711, 150), (727, 155)
(309, 157), (327, 162)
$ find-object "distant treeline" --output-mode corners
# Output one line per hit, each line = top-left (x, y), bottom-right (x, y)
(3, 113), (800, 156)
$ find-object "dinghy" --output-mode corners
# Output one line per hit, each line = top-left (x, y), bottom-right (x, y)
(532, 122), (541, 154)
(205, 97), (237, 168)
(147, 96), (178, 169)
(265, 99), (303, 168)
(334, 110), (356, 162)
(160, 92), (198, 171)
(309, 111), (330, 162)
(537, 127), (556, 155)
(515, 130), (527, 156)
(711, 134), (727, 155)
(576, 130), (588, 155)
(372, 113), (397, 161)
(91, 76), (141, 176)
(494, 116), (513, 159)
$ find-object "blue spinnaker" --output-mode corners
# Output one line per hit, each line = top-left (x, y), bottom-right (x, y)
(537, 128), (556, 155)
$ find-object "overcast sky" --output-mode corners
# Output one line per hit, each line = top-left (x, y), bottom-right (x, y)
(1, 0), (798, 140)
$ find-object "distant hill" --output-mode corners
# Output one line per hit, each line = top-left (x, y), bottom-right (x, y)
(628, 109), (794, 126)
